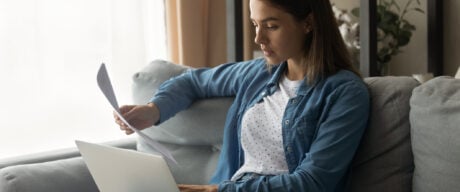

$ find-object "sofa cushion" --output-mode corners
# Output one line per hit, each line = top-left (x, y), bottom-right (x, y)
(410, 76), (460, 192)
(349, 76), (419, 192)
(0, 157), (98, 192)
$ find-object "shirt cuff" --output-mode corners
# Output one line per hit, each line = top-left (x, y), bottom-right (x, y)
(218, 181), (236, 192)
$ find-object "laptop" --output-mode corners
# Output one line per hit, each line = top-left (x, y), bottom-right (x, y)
(75, 140), (180, 192)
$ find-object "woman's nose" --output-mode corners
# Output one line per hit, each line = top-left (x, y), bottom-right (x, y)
(254, 29), (265, 45)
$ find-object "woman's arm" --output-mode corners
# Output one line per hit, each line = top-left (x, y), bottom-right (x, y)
(151, 59), (262, 124)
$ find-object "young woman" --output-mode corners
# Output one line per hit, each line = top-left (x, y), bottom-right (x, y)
(115, 0), (370, 191)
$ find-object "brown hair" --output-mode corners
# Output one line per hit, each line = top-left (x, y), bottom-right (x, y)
(267, 0), (361, 84)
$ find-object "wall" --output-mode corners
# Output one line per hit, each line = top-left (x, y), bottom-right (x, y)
(332, 0), (459, 76)
(390, 0), (427, 76)
(444, 0), (460, 76)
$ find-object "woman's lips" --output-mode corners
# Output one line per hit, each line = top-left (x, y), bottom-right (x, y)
(262, 49), (273, 56)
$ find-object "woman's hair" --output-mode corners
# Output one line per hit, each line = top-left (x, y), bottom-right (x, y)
(267, 0), (361, 83)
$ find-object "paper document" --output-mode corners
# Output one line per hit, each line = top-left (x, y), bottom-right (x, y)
(96, 63), (178, 165)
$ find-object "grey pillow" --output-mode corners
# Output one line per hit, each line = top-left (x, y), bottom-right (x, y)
(410, 76), (460, 192)
(349, 76), (419, 192)
(0, 157), (98, 192)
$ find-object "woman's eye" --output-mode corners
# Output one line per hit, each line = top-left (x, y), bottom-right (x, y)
(266, 25), (278, 30)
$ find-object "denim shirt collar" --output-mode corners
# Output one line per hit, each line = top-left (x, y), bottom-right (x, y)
(265, 61), (316, 96)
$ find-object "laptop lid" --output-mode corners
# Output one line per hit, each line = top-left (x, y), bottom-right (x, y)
(75, 140), (179, 192)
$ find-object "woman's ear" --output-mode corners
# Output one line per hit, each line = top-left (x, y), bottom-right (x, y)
(303, 13), (314, 33)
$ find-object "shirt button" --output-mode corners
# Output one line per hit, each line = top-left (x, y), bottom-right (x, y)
(291, 99), (297, 104)
(286, 146), (292, 152)
(285, 120), (290, 125)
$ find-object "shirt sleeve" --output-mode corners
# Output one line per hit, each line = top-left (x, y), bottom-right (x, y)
(150, 60), (254, 124)
(218, 80), (370, 192)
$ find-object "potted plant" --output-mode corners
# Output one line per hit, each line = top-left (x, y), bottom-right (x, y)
(334, 0), (424, 76)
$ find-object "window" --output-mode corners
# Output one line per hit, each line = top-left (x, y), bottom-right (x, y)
(0, 0), (166, 159)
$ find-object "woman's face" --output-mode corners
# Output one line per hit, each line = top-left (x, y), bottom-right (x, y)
(250, 0), (310, 65)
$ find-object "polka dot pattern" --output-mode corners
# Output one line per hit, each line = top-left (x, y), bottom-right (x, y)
(231, 75), (303, 181)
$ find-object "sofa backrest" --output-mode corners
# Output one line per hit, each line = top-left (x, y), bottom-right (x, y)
(348, 77), (419, 192)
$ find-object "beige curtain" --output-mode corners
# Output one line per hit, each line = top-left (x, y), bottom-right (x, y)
(166, 0), (227, 68)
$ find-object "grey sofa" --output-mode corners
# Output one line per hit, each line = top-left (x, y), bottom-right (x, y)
(1, 60), (459, 192)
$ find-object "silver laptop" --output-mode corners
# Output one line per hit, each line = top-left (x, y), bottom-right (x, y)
(75, 140), (180, 192)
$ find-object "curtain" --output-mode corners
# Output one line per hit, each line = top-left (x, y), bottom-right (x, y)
(165, 0), (227, 68)
(0, 0), (166, 158)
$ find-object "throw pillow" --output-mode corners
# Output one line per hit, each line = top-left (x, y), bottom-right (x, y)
(410, 76), (460, 192)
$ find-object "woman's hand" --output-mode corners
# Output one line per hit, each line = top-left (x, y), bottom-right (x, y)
(113, 103), (160, 135)
(178, 184), (218, 192)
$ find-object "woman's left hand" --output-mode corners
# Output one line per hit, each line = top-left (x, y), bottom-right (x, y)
(178, 184), (218, 192)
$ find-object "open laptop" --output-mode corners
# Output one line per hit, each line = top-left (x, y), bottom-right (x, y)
(75, 140), (180, 192)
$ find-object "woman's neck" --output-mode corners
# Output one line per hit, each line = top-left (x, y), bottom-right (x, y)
(285, 60), (306, 81)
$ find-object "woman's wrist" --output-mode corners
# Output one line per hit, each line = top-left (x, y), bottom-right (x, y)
(147, 102), (160, 124)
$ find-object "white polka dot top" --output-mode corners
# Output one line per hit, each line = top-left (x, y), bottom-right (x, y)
(231, 74), (303, 181)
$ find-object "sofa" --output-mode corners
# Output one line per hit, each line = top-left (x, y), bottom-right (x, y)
(1, 60), (459, 192)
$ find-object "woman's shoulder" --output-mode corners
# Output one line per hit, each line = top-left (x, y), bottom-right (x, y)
(231, 57), (267, 70)
(215, 57), (268, 76)
(321, 70), (368, 92)
(326, 69), (363, 83)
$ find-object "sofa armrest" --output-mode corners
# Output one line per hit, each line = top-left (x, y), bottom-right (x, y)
(0, 138), (136, 169)
(0, 138), (136, 192)
(0, 157), (98, 192)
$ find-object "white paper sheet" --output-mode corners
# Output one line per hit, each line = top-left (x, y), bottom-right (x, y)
(96, 63), (178, 165)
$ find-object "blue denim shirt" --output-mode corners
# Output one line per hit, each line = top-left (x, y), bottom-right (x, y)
(151, 58), (370, 192)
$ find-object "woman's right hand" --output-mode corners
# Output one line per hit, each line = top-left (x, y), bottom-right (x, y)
(113, 103), (160, 135)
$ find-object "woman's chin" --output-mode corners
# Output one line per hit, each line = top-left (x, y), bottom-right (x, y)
(264, 57), (283, 65)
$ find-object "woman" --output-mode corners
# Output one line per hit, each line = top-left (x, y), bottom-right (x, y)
(115, 0), (370, 191)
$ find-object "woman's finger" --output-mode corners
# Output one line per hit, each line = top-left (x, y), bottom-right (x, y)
(124, 128), (134, 135)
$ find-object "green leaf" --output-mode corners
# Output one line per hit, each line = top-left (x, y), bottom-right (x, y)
(351, 7), (360, 17)
(378, 22), (398, 36)
(397, 31), (412, 46)
(379, 47), (390, 55)
(402, 22), (416, 31)
(390, 0), (401, 12)
(414, 8), (425, 14)
(378, 11), (399, 24)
